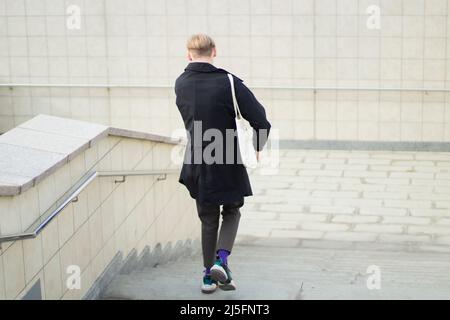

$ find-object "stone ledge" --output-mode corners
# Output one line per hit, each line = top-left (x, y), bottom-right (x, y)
(280, 139), (450, 152)
(108, 127), (183, 145)
(0, 114), (184, 197)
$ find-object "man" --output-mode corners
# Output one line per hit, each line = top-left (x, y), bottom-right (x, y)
(174, 34), (271, 294)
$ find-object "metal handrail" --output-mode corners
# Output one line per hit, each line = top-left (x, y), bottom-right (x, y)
(1, 83), (450, 92)
(0, 169), (178, 244)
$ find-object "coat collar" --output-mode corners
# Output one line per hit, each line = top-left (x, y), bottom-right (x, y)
(185, 62), (219, 73)
(184, 62), (243, 81)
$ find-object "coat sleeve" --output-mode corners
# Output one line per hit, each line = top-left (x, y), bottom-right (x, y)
(233, 76), (272, 152)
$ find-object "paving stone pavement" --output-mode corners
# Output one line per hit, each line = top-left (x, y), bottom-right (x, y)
(239, 149), (450, 252)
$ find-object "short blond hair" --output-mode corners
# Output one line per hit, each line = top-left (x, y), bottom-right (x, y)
(187, 34), (216, 58)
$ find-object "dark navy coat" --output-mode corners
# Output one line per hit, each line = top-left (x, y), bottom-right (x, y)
(174, 62), (271, 205)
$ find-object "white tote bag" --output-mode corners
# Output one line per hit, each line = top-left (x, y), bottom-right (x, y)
(227, 74), (258, 169)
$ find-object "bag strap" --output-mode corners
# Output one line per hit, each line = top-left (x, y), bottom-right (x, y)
(227, 73), (242, 119)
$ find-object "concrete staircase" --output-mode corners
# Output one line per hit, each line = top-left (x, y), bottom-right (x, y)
(100, 243), (450, 300)
(100, 149), (450, 300)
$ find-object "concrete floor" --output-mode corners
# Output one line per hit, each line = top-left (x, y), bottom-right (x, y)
(101, 242), (450, 300)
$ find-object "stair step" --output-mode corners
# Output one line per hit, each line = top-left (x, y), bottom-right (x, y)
(101, 244), (450, 300)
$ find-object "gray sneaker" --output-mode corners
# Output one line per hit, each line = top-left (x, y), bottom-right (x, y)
(201, 272), (218, 294)
(210, 259), (236, 291)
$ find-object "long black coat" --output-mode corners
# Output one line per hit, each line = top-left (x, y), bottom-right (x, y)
(174, 62), (271, 205)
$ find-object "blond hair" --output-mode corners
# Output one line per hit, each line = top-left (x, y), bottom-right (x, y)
(186, 34), (216, 58)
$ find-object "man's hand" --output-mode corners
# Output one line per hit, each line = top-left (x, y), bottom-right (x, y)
(256, 151), (260, 162)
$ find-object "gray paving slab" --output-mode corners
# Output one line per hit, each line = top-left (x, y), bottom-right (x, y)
(0, 127), (89, 155)
(0, 143), (67, 195)
(0, 172), (34, 196)
(18, 114), (109, 140)
(0, 144), (66, 178)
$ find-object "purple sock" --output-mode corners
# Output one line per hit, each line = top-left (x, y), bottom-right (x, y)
(217, 249), (230, 265)
(205, 267), (211, 275)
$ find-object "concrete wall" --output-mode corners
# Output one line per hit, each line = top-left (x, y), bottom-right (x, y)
(1, 0), (450, 142)
(2, 87), (450, 142)
(0, 86), (185, 139)
(0, 135), (198, 299)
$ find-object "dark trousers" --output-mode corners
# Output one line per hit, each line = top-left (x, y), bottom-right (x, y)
(195, 198), (244, 269)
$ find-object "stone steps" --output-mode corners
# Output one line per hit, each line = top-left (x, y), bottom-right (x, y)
(100, 243), (450, 300)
